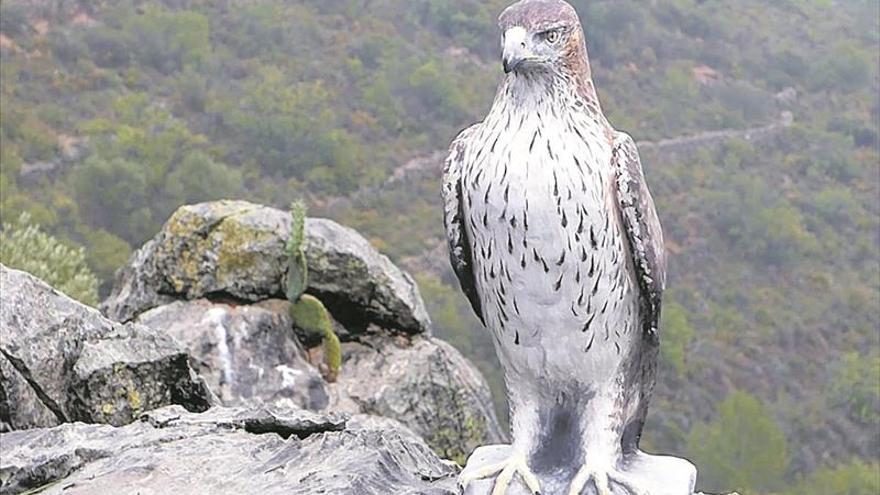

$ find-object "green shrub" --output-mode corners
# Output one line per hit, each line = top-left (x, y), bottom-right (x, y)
(48, 29), (89, 66)
(785, 459), (880, 495)
(127, 8), (211, 74)
(165, 151), (243, 207)
(216, 70), (364, 192)
(813, 42), (872, 92)
(72, 156), (153, 244)
(831, 352), (880, 424)
(687, 391), (788, 493)
(811, 187), (861, 226)
(78, 226), (132, 293)
(1, 213), (99, 306)
(83, 27), (132, 68)
(660, 301), (695, 375)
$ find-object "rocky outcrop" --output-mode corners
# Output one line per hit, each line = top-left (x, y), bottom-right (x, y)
(0, 405), (458, 495)
(0, 265), (213, 432)
(134, 299), (331, 410)
(133, 298), (503, 462)
(331, 335), (504, 464)
(101, 201), (503, 461)
(101, 200), (431, 334)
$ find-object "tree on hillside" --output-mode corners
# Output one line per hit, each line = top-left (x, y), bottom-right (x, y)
(686, 391), (789, 494)
(785, 459), (880, 495)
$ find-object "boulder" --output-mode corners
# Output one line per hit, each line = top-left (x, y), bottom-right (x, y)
(101, 200), (431, 335)
(134, 299), (330, 410)
(0, 354), (57, 431)
(0, 265), (213, 431)
(330, 335), (505, 464)
(0, 405), (458, 495)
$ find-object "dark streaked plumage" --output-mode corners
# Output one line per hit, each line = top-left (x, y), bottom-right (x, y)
(444, 1), (694, 494)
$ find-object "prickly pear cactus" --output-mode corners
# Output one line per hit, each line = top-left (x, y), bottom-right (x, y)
(286, 201), (342, 382)
(290, 294), (342, 382)
(286, 201), (308, 302)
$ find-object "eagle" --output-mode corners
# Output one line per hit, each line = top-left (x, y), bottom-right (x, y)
(442, 1), (696, 494)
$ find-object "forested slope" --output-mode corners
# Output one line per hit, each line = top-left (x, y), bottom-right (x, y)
(0, 1), (877, 493)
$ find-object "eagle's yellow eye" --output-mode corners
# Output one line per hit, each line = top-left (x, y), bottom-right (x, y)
(545, 30), (560, 44)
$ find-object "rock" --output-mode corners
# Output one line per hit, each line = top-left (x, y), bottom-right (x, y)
(345, 413), (426, 445)
(97, 200), (502, 463)
(101, 200), (431, 335)
(0, 354), (57, 432)
(329, 335), (505, 463)
(134, 299), (330, 410)
(0, 405), (458, 495)
(0, 265), (213, 431)
(138, 403), (348, 437)
(461, 446), (696, 495)
(775, 86), (797, 104)
(134, 298), (504, 464)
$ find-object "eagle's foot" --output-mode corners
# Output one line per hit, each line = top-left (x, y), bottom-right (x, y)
(568, 464), (650, 495)
(458, 453), (541, 495)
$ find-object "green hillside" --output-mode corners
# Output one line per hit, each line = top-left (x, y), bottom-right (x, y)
(1, 1), (878, 493)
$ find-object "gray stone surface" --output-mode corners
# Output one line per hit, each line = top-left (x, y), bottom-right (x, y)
(135, 299), (330, 410)
(329, 334), (505, 463)
(133, 297), (503, 464)
(101, 200), (431, 335)
(0, 355), (57, 431)
(460, 445), (697, 495)
(0, 265), (213, 431)
(0, 405), (458, 495)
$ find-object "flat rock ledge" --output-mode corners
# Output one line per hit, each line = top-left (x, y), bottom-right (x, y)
(0, 405), (458, 495)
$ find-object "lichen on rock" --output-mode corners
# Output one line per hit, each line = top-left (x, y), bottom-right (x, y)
(101, 200), (431, 336)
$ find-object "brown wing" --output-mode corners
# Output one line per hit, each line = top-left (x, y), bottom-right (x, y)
(612, 131), (667, 335)
(612, 131), (668, 454)
(441, 124), (485, 325)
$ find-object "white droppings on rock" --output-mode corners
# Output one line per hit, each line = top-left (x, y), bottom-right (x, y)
(204, 307), (235, 387)
(276, 364), (304, 390)
(136, 299), (330, 411)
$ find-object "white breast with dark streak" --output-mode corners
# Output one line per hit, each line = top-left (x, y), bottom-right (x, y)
(461, 95), (640, 384)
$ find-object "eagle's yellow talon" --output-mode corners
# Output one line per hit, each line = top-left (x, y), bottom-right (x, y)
(568, 465), (651, 495)
(458, 454), (541, 495)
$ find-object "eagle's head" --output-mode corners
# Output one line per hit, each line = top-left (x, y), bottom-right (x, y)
(498, 0), (588, 77)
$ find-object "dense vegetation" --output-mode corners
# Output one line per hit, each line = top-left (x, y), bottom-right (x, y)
(0, 212), (98, 304)
(0, 0), (877, 493)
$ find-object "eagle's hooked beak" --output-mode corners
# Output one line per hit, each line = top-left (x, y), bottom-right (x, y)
(502, 27), (530, 74)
